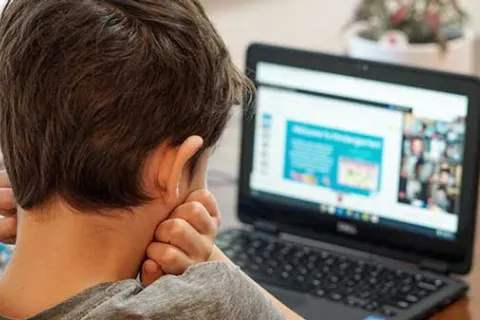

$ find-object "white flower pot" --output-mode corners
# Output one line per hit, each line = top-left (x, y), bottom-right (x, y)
(348, 29), (475, 75)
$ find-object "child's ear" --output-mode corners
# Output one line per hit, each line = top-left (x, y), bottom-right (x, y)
(163, 136), (204, 206)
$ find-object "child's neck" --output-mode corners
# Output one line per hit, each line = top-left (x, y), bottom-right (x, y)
(0, 205), (162, 319)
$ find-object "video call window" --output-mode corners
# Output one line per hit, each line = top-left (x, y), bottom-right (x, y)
(398, 114), (465, 215)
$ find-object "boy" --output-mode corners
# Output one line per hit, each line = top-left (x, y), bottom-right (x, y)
(0, 0), (301, 319)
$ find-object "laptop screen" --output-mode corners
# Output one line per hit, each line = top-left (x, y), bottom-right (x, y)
(249, 62), (469, 241)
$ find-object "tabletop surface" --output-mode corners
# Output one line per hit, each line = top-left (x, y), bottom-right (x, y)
(211, 181), (480, 320)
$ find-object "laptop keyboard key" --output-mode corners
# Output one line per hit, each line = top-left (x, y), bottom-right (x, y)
(359, 291), (374, 300)
(266, 267), (275, 275)
(313, 289), (326, 297)
(359, 291), (373, 300)
(328, 275), (340, 283)
(311, 279), (321, 287)
(364, 301), (379, 311)
(344, 287), (355, 295)
(251, 239), (263, 248)
(313, 272), (324, 280)
(328, 292), (343, 301)
(325, 283), (339, 291)
(417, 289), (430, 298)
(417, 282), (438, 292)
(249, 264), (260, 272)
(268, 260), (279, 268)
(405, 295), (419, 303)
(400, 285), (412, 294)
(346, 296), (368, 308)
(254, 256), (263, 264)
(422, 276), (445, 289)
(380, 307), (398, 317)
(345, 299), (358, 308)
(435, 279), (445, 287)
(298, 267), (308, 275)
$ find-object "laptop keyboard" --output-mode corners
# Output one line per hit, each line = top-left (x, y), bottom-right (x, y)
(217, 230), (446, 318)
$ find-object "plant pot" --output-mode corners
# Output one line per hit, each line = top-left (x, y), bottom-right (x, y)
(348, 29), (475, 74)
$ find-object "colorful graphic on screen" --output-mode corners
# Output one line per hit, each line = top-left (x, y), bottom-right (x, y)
(284, 121), (384, 197)
(338, 157), (380, 192)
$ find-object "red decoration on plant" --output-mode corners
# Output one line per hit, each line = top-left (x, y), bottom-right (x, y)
(424, 11), (441, 31)
(390, 5), (409, 27)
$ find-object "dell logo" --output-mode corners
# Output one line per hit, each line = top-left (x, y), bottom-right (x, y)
(337, 222), (358, 236)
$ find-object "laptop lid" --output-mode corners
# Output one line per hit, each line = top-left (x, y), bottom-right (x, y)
(238, 43), (480, 275)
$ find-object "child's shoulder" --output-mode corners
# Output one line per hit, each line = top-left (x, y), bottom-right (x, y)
(101, 262), (283, 320)
(36, 262), (283, 320)
(140, 261), (244, 301)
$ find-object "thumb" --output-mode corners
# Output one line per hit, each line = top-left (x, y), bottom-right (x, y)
(140, 259), (165, 286)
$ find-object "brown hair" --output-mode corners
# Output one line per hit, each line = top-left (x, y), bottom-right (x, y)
(0, 0), (252, 210)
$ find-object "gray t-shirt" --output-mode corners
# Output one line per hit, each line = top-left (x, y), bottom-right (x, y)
(0, 262), (284, 320)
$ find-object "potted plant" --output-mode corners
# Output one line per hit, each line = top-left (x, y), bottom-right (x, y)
(346, 0), (474, 74)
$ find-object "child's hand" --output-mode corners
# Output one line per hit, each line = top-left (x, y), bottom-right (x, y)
(140, 189), (220, 286)
(0, 171), (16, 244)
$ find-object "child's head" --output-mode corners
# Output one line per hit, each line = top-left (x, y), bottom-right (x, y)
(0, 0), (251, 213)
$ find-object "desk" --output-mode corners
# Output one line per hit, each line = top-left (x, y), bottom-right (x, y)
(212, 181), (480, 320)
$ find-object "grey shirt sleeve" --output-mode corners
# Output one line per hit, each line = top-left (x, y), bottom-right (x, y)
(136, 262), (285, 320)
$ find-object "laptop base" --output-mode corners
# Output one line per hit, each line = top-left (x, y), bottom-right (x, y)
(217, 229), (468, 320)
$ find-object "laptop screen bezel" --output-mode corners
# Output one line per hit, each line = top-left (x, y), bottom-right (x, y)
(237, 43), (480, 275)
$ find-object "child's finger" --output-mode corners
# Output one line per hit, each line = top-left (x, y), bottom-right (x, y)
(140, 259), (165, 286)
(154, 219), (211, 260)
(0, 209), (16, 218)
(0, 188), (16, 212)
(170, 201), (217, 237)
(183, 190), (221, 229)
(0, 216), (16, 244)
(0, 171), (10, 188)
(146, 242), (195, 275)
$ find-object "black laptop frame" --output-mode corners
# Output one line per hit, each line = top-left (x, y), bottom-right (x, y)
(238, 43), (480, 275)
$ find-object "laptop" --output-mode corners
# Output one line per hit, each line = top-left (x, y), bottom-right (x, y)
(216, 43), (480, 320)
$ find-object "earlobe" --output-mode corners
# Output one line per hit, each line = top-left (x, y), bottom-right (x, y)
(164, 136), (204, 206)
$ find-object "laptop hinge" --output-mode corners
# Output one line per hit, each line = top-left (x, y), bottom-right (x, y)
(419, 259), (450, 276)
(253, 220), (280, 236)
